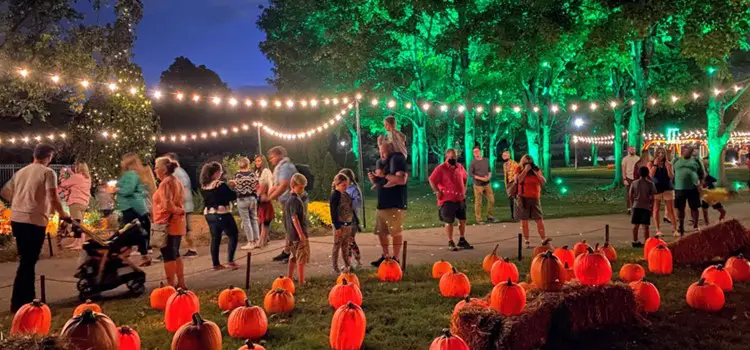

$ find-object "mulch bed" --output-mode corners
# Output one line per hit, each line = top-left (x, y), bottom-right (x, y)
(667, 219), (750, 265)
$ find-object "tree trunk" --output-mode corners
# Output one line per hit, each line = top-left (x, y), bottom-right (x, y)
(410, 122), (420, 180)
(629, 40), (648, 150)
(446, 116), (455, 150)
(612, 111), (625, 186)
(591, 143), (599, 166)
(464, 111), (474, 172)
(564, 133), (571, 167)
(525, 112), (541, 166)
(489, 131), (499, 177)
(706, 93), (728, 186)
(348, 125), (360, 164)
(541, 124), (552, 179)
(418, 126), (429, 182)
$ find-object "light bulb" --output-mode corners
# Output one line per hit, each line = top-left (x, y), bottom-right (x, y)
(176, 92), (184, 101)
(310, 99), (318, 107)
(274, 100), (282, 107)
(692, 92), (700, 100)
(512, 106), (521, 113)
(440, 105), (448, 112)
(458, 105), (466, 112)
(260, 100), (268, 108)
(649, 98), (658, 105)
(153, 90), (162, 99)
(108, 83), (118, 91)
(286, 99), (294, 108)
(18, 69), (29, 78)
(405, 102), (412, 109)
(532, 106), (540, 112)
(229, 98), (238, 106)
(571, 104), (578, 111)
(589, 103), (598, 111)
(476, 106), (484, 113)
(50, 75), (60, 83)
(551, 105), (559, 113)
(609, 101), (617, 108)
(129, 87), (137, 95)
(81, 80), (90, 88)
(422, 103), (430, 111)
(371, 98), (379, 106)
(387, 100), (396, 108)
(670, 95), (679, 103)
(192, 95), (200, 102)
(494, 106), (502, 113)
(244, 99), (253, 107)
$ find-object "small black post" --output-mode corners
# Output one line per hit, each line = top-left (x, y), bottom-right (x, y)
(245, 253), (252, 291)
(605, 224), (610, 243)
(401, 241), (408, 273)
(47, 233), (54, 257)
(517, 233), (523, 261)
(40, 275), (46, 304)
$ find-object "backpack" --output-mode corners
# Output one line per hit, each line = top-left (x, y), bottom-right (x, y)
(295, 164), (315, 192)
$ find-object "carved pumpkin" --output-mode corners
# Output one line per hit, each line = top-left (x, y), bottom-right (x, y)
(171, 313), (222, 350)
(644, 236), (665, 260)
(439, 267), (472, 298)
(597, 242), (617, 262)
(329, 278), (363, 309)
(10, 299), (51, 336)
(647, 244), (673, 275)
(619, 263), (646, 282)
(61, 310), (119, 350)
(452, 297), (489, 318)
(725, 254), (750, 282)
(490, 258), (520, 285)
(482, 244), (502, 273)
(118, 326), (142, 350)
(574, 248), (612, 286)
(227, 299), (268, 340)
(150, 282), (177, 311)
(165, 288), (201, 332)
(573, 240), (590, 256)
(271, 275), (296, 294)
(337, 271), (361, 289)
(553, 245), (575, 269)
(533, 238), (554, 257)
(686, 278), (725, 312)
(217, 285), (247, 311)
(74, 299), (102, 316)
(629, 280), (661, 313)
(263, 288), (295, 314)
(701, 264), (733, 292)
(377, 258), (403, 282)
(490, 278), (526, 316)
(432, 259), (453, 279)
(429, 329), (470, 350)
(330, 302), (366, 350)
(530, 251), (566, 291)
(238, 340), (266, 350)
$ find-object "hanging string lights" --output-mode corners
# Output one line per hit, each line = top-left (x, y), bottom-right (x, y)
(573, 130), (750, 146)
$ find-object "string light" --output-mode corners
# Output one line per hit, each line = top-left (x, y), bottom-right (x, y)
(153, 90), (162, 99)
(608, 101), (617, 109)
(50, 75), (60, 83)
(18, 68), (29, 78)
(440, 105), (448, 112)
(476, 106), (484, 113)
(228, 97), (238, 107)
(80, 80), (90, 88)
(692, 92), (701, 100)
(371, 98), (379, 106)
(422, 103), (430, 111)
(570, 104), (579, 112)
(387, 100), (396, 108)
(532, 106), (540, 113)
(573, 129), (750, 146)
(286, 99), (294, 108)
(192, 95), (200, 103)
(107, 83), (118, 91)
(512, 106), (521, 113)
(405, 102), (412, 109)
(129, 87), (137, 95)
(670, 95), (679, 103)
(650, 98), (658, 105)
(212, 97), (221, 105)
(458, 105), (466, 112)
(550, 105), (559, 113)
(589, 102), (598, 111)
(494, 106), (502, 113)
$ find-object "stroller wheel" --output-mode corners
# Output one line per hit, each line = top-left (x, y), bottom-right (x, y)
(76, 279), (99, 301)
(126, 278), (146, 296)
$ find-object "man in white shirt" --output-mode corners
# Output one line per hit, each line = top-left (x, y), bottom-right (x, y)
(1, 144), (69, 312)
(621, 146), (640, 214)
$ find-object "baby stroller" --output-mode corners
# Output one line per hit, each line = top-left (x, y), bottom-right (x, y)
(64, 219), (147, 301)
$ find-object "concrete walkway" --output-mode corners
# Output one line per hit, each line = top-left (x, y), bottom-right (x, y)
(1, 201), (748, 309)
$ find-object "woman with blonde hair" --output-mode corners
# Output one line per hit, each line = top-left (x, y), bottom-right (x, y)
(255, 154), (274, 248)
(152, 157), (187, 288)
(59, 161), (92, 249)
(117, 153), (152, 266)
(234, 157), (260, 250)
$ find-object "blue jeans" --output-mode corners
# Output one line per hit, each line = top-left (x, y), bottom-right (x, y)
(205, 214), (239, 266)
(237, 197), (260, 243)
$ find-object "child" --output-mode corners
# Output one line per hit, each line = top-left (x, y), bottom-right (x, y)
(330, 173), (355, 274)
(378, 116), (408, 158)
(700, 174), (727, 225)
(234, 157), (261, 250)
(339, 168), (362, 268)
(371, 147), (387, 190)
(285, 173), (310, 285)
(629, 167), (657, 247)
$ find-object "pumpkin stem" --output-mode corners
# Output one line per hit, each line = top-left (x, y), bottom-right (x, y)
(562, 245), (569, 250)
(31, 299), (43, 307)
(697, 278), (706, 286)
(491, 244), (499, 256)
(191, 312), (204, 326)
(716, 264), (724, 270)
(442, 328), (452, 338)
(342, 278), (348, 285)
(451, 267), (458, 273)
(503, 257), (510, 263)
(464, 296), (471, 302)
(506, 278), (513, 286)
(229, 285), (234, 289)
(159, 281), (165, 288)
(119, 326), (132, 335)
(564, 262), (569, 268)
(543, 250), (554, 258)
(85, 299), (92, 304)
(738, 253), (744, 259)
(542, 238), (552, 245)
(594, 243), (600, 251)
(245, 299), (251, 307)
(347, 301), (356, 308)
(586, 247), (594, 254)
(80, 309), (97, 323)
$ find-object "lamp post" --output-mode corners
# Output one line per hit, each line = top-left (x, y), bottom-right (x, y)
(573, 117), (585, 169)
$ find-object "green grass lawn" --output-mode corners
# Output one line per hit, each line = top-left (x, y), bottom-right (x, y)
(3, 247), (748, 350)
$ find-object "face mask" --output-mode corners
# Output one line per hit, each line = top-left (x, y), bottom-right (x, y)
(448, 158), (457, 166)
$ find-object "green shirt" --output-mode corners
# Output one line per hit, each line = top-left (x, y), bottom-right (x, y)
(116, 170), (147, 215)
(673, 157), (704, 190)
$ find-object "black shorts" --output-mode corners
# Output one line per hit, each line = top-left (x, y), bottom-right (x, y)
(161, 235), (182, 262)
(631, 208), (651, 225)
(701, 201), (723, 210)
(439, 201), (467, 224)
(675, 189), (701, 210)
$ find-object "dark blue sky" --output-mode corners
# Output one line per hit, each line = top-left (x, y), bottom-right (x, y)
(131, 0), (272, 89)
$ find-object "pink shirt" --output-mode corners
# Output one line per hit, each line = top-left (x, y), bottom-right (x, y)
(429, 162), (467, 205)
(59, 173), (92, 207)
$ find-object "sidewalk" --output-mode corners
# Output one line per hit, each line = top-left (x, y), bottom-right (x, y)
(1, 201), (748, 309)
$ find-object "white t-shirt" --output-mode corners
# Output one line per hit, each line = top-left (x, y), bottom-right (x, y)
(258, 168), (273, 194)
(3, 163), (58, 227)
(621, 155), (640, 181)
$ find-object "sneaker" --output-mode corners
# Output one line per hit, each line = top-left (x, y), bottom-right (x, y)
(152, 255), (163, 263)
(476, 220), (485, 225)
(240, 243), (254, 250)
(525, 240), (532, 249)
(627, 209), (632, 215)
(138, 258), (151, 267)
(486, 217), (498, 223)
(448, 240), (458, 252)
(631, 241), (644, 248)
(272, 251), (290, 262)
(213, 265), (226, 271)
(392, 256), (400, 265)
(183, 250), (198, 258)
(281, 257), (289, 264)
(457, 237), (474, 250)
(655, 231), (663, 237)
(225, 262), (239, 270)
(663, 217), (672, 224)
(148, 249), (153, 255)
(371, 255), (386, 267)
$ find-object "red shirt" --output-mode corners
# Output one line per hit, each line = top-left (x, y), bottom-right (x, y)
(516, 167), (542, 198)
(429, 162), (467, 205)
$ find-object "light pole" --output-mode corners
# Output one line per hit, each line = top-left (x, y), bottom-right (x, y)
(573, 117), (585, 169)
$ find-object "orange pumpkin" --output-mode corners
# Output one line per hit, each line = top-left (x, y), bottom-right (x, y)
(377, 258), (403, 282)
(686, 278), (725, 312)
(118, 326), (142, 350)
(725, 254), (750, 282)
(165, 288), (201, 332)
(263, 288), (295, 314)
(171, 313), (222, 350)
(452, 297), (489, 318)
(619, 263), (646, 282)
(61, 310), (119, 350)
(482, 244), (502, 273)
(490, 278), (526, 316)
(647, 244), (673, 275)
(533, 238), (554, 257)
(553, 245), (575, 269)
(74, 299), (102, 316)
(432, 259), (454, 279)
(490, 258), (520, 285)
(561, 262), (574, 282)
(629, 280), (661, 313)
(574, 248), (612, 286)
(439, 267), (472, 298)
(329, 278), (363, 309)
(330, 302), (366, 350)
(530, 251), (566, 291)
(10, 299), (51, 336)
(597, 242), (617, 262)
(271, 275), (296, 294)
(701, 264), (733, 292)
(217, 285), (247, 311)
(573, 240), (590, 256)
(644, 236), (665, 260)
(150, 282), (177, 311)
(238, 340), (267, 350)
(337, 271), (361, 289)
(429, 329), (470, 350)
(227, 300), (268, 340)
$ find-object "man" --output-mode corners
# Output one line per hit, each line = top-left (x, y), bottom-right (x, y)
(673, 146), (705, 235)
(469, 146), (496, 224)
(166, 153), (198, 258)
(430, 149), (473, 251)
(502, 151), (519, 220)
(1, 144), (70, 312)
(265, 146), (297, 263)
(378, 116), (408, 158)
(368, 141), (408, 267)
(622, 146), (640, 214)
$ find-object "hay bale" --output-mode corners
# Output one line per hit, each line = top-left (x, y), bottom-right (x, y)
(496, 292), (560, 350)
(0, 336), (71, 350)
(668, 219), (750, 265)
(551, 282), (644, 334)
(452, 305), (503, 350)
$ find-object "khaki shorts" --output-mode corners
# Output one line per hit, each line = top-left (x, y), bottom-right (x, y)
(289, 240), (310, 264)
(654, 191), (675, 200)
(515, 197), (543, 220)
(69, 203), (87, 221)
(375, 208), (407, 237)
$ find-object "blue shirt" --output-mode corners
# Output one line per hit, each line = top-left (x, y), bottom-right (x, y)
(273, 158), (297, 204)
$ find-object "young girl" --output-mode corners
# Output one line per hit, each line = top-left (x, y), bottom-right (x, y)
(234, 157), (260, 250)
(329, 173), (355, 274)
(200, 161), (239, 270)
(338, 168), (362, 267)
(117, 153), (152, 266)
(59, 162), (92, 249)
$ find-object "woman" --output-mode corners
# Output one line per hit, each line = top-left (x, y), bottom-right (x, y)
(255, 155), (274, 249)
(338, 168), (362, 267)
(117, 153), (152, 266)
(152, 157), (187, 288)
(59, 162), (92, 250)
(649, 148), (678, 237)
(200, 161), (239, 270)
(235, 157), (260, 250)
(514, 155), (547, 248)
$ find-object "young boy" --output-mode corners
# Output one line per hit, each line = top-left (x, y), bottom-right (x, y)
(330, 173), (354, 274)
(630, 167), (657, 247)
(285, 173), (310, 285)
(700, 174), (727, 225)
(377, 116), (408, 158)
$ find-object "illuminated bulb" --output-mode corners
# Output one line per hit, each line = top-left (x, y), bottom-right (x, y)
(342, 97), (349, 103)
(324, 98), (331, 105)
(192, 95), (200, 102)
(242, 124), (249, 130)
(211, 131), (218, 137)
(34, 136), (41, 141)
(713, 88), (722, 96)
(60, 133), (66, 139)
(387, 100), (396, 108)
(176, 92), (184, 101)
(211, 97), (221, 105)
(422, 103), (430, 111)
(405, 102), (412, 109)
(458, 105), (466, 112)
(180, 135), (187, 141)
(571, 104), (578, 111)
(47, 134), (54, 140)
(310, 99), (318, 107)
(494, 106), (502, 113)
(286, 99), (294, 108)
(201, 133), (208, 139)
(333, 98), (339, 105)
(589, 103), (598, 111)
(81, 80), (90, 88)
(260, 100), (268, 108)
(317, 127), (323, 132)
(108, 83), (118, 91)
(50, 75), (60, 83)
(221, 129), (228, 135)
(630, 100), (636, 105)
(649, 98), (658, 105)
(228, 98), (238, 106)
(609, 101), (617, 108)
(170, 136), (177, 142)
(355, 93), (363, 100)
(551, 105), (559, 113)
(191, 134), (197, 140)
(371, 98), (379, 106)
(512, 106), (521, 113)
(300, 100), (308, 107)
(733, 85), (741, 92)
(440, 105), (448, 112)
(154, 90), (162, 99)
(129, 87), (137, 95)
(692, 92), (700, 100)
(670, 95), (679, 103)
(274, 100), (282, 107)
(102, 131), (110, 138)
(22, 137), (29, 143)
(532, 106), (540, 113)
(19, 69), (29, 78)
